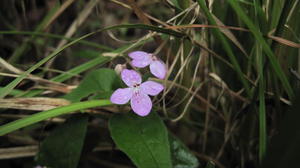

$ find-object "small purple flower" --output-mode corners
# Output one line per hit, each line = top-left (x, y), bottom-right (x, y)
(110, 69), (164, 116)
(128, 51), (167, 79)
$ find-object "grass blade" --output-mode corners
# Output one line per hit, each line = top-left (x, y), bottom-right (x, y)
(197, 0), (251, 97)
(228, 0), (294, 99)
(0, 99), (111, 136)
(257, 44), (266, 162)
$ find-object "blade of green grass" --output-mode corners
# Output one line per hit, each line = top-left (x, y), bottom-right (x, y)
(228, 0), (294, 99)
(0, 99), (111, 136)
(0, 87), (24, 96)
(252, 0), (268, 33)
(269, 0), (284, 30)
(0, 24), (185, 98)
(257, 43), (266, 162)
(251, 3), (267, 161)
(197, 0), (251, 97)
(270, 1), (295, 49)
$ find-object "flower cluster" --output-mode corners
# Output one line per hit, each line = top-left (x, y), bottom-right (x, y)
(110, 51), (166, 116)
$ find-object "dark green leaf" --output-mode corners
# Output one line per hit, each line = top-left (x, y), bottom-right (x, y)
(109, 112), (172, 168)
(64, 68), (122, 102)
(169, 134), (199, 168)
(36, 115), (88, 168)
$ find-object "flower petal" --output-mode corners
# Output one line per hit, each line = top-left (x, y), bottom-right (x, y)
(150, 60), (167, 79)
(131, 92), (152, 116)
(140, 81), (164, 96)
(121, 69), (142, 87)
(110, 88), (133, 104)
(131, 58), (152, 68)
(128, 51), (150, 60)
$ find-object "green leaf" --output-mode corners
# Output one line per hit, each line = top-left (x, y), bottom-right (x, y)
(169, 134), (199, 168)
(109, 112), (172, 168)
(256, 43), (266, 162)
(64, 68), (122, 102)
(36, 115), (88, 168)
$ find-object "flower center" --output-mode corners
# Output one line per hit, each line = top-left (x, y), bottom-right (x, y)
(133, 83), (140, 88)
(132, 83), (141, 94)
(149, 54), (158, 61)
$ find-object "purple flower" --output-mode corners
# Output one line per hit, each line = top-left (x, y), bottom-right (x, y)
(128, 51), (167, 79)
(110, 69), (164, 116)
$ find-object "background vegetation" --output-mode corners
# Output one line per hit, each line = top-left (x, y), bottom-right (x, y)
(0, 0), (300, 168)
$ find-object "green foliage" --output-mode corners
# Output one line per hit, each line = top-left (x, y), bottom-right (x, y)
(64, 68), (122, 102)
(169, 134), (199, 168)
(109, 112), (172, 168)
(36, 115), (88, 168)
